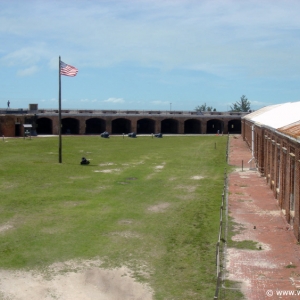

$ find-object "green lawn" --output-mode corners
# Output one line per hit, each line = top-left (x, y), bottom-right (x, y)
(0, 135), (229, 299)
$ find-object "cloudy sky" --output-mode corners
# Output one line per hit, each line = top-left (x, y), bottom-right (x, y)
(1, 0), (300, 111)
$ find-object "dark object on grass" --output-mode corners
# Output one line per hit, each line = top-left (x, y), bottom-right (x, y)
(81, 157), (90, 165)
(128, 132), (136, 138)
(154, 133), (163, 138)
(100, 131), (109, 138)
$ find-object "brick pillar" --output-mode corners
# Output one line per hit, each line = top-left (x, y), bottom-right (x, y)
(201, 121), (207, 134)
(131, 120), (137, 133)
(79, 119), (86, 134)
(270, 142), (275, 189)
(279, 150), (287, 210)
(294, 154), (300, 240)
(258, 132), (264, 175)
(178, 120), (184, 134)
(285, 152), (292, 224)
(155, 120), (161, 133)
(53, 116), (59, 135)
(274, 143), (281, 199)
(264, 137), (270, 181)
(106, 119), (112, 133)
(223, 120), (228, 134)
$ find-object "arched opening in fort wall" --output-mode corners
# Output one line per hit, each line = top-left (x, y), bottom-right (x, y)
(62, 118), (80, 134)
(207, 119), (223, 134)
(228, 119), (241, 134)
(112, 118), (131, 134)
(36, 117), (53, 134)
(137, 118), (155, 134)
(86, 118), (106, 134)
(184, 119), (201, 134)
(161, 119), (178, 134)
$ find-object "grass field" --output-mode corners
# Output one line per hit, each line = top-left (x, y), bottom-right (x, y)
(0, 135), (230, 299)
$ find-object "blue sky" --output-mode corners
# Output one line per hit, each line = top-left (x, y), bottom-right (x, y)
(1, 0), (300, 111)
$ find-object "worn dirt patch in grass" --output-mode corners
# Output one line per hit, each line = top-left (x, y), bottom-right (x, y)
(147, 202), (170, 213)
(108, 231), (141, 238)
(0, 182), (19, 190)
(99, 162), (115, 166)
(155, 165), (164, 170)
(94, 169), (121, 173)
(88, 186), (109, 193)
(168, 177), (177, 181)
(0, 215), (27, 234)
(0, 259), (153, 300)
(175, 185), (198, 193)
(0, 223), (13, 233)
(175, 194), (195, 201)
(191, 175), (204, 180)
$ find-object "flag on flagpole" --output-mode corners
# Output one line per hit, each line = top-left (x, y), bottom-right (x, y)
(58, 56), (78, 163)
(60, 61), (78, 77)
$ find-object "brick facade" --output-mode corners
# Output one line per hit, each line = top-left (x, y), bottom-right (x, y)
(0, 109), (245, 137)
(242, 119), (300, 240)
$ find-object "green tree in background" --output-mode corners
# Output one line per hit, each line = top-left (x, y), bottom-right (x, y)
(230, 95), (251, 112)
(195, 103), (216, 112)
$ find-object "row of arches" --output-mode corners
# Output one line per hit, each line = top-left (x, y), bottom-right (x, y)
(36, 117), (241, 135)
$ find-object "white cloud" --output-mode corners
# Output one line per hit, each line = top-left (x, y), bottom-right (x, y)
(1, 44), (50, 67)
(17, 66), (38, 76)
(1, 0), (300, 111)
(103, 98), (125, 103)
(1, 0), (300, 78)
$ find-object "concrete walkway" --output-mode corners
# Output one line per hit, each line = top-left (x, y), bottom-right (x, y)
(227, 135), (300, 300)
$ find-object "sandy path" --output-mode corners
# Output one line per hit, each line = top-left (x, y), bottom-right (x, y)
(0, 260), (153, 300)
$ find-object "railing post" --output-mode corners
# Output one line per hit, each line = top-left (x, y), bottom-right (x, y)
(214, 271), (222, 299)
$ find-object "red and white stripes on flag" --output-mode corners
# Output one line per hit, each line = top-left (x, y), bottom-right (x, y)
(60, 61), (78, 77)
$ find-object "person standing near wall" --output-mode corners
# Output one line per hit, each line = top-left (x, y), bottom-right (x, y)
(7, 100), (10, 108)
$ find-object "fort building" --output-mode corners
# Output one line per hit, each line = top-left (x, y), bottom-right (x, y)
(242, 101), (300, 241)
(0, 104), (245, 137)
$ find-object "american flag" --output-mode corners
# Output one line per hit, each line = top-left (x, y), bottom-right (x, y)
(60, 61), (78, 77)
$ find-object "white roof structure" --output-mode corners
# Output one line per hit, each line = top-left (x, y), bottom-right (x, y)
(243, 101), (300, 129)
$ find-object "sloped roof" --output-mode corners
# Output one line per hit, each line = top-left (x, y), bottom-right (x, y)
(243, 101), (300, 129)
(242, 103), (283, 120)
(277, 121), (300, 140)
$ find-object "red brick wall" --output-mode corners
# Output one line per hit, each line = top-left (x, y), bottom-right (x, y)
(0, 116), (19, 136)
(1, 113), (242, 136)
(243, 119), (300, 240)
